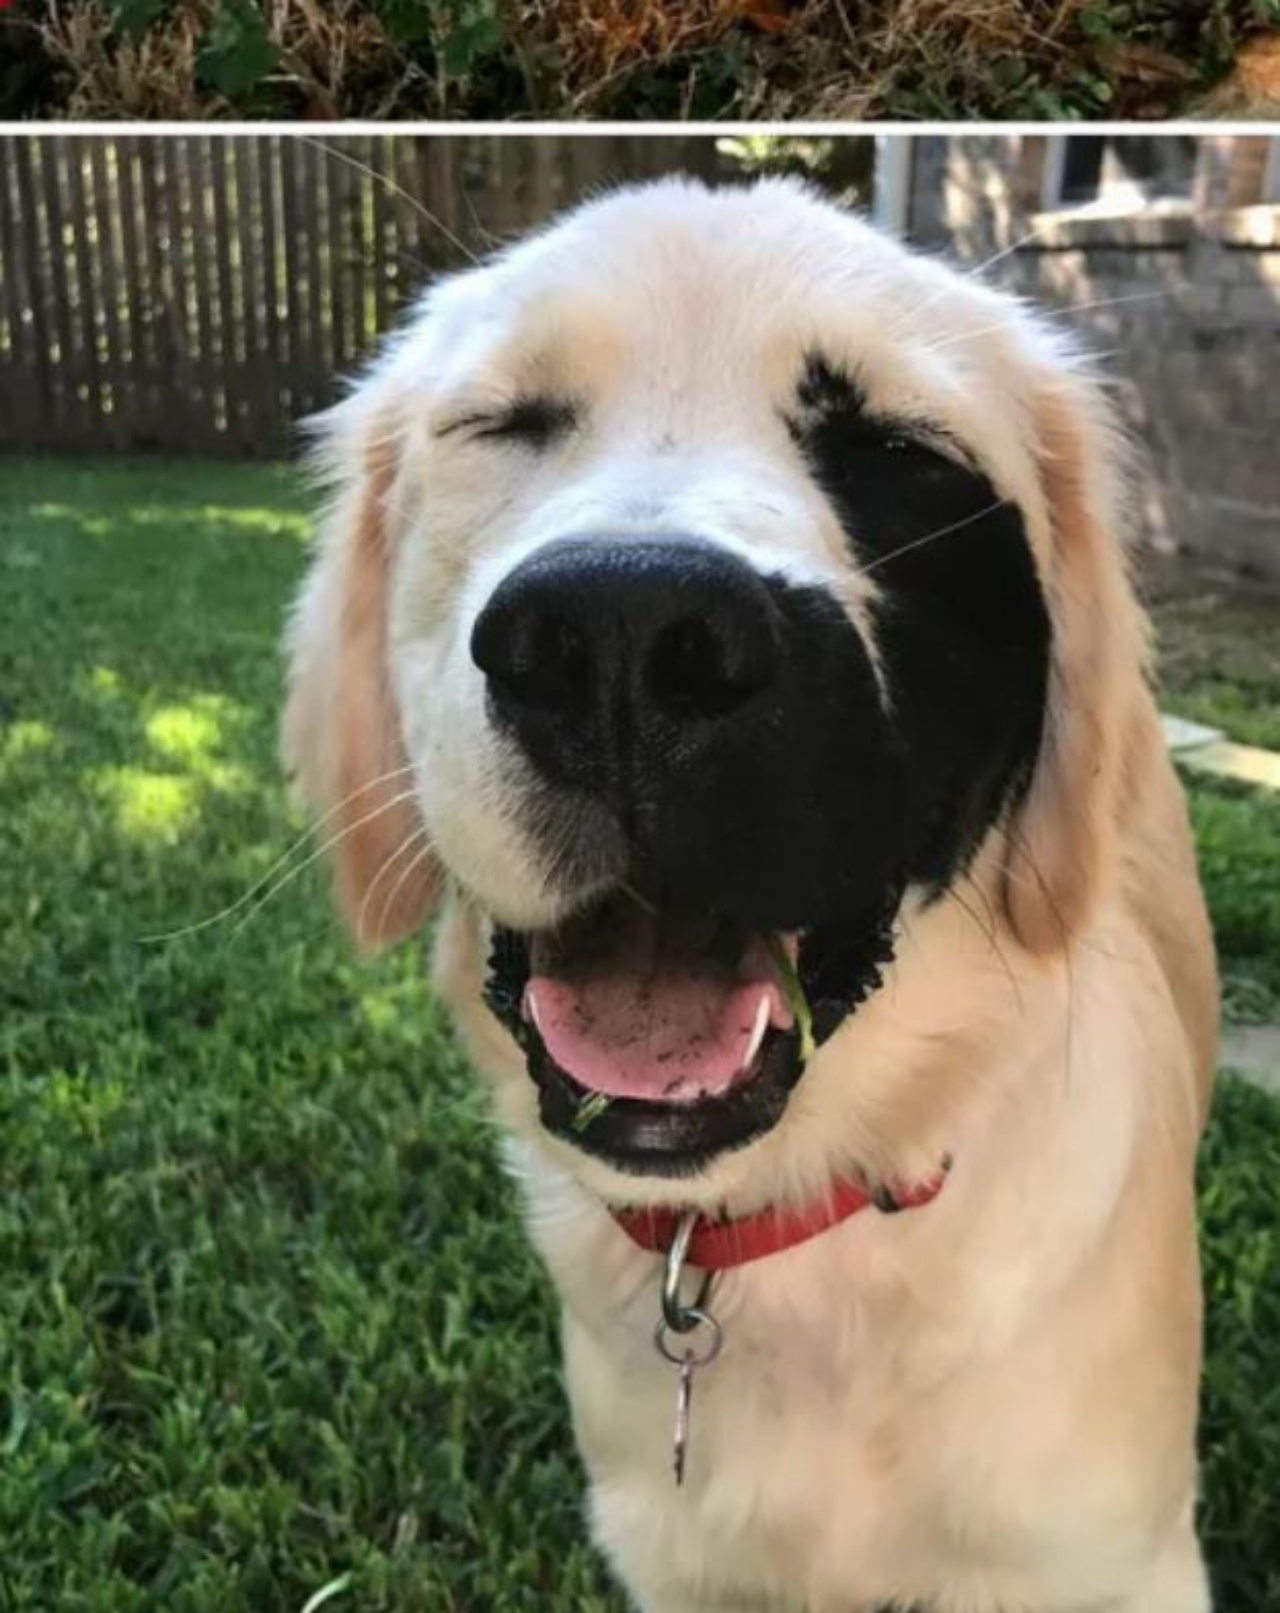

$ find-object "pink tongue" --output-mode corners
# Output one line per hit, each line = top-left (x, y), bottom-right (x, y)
(525, 973), (787, 1103)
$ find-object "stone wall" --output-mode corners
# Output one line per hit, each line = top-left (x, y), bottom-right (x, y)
(904, 137), (1280, 579)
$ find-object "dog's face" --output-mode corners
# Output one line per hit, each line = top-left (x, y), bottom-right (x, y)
(285, 180), (1135, 1199)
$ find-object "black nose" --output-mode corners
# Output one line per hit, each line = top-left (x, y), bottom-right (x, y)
(471, 536), (780, 803)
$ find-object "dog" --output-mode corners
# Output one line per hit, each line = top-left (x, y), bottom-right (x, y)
(282, 178), (1218, 1613)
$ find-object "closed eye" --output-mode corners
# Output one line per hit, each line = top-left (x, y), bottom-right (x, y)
(785, 353), (969, 468)
(435, 395), (579, 449)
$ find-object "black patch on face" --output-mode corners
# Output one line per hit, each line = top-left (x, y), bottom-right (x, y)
(786, 353), (1051, 892)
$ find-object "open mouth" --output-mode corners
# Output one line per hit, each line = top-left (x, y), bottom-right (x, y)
(483, 885), (902, 1176)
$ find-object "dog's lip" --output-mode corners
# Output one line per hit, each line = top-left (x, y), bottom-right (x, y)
(519, 920), (795, 1107)
(481, 885), (902, 1177)
(523, 975), (784, 1105)
(524, 1011), (803, 1176)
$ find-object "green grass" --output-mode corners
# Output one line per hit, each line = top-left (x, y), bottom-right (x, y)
(1152, 576), (1280, 1023)
(1156, 591), (1280, 755)
(1186, 781), (1280, 1025)
(0, 460), (621, 1613)
(1, 457), (1277, 1612)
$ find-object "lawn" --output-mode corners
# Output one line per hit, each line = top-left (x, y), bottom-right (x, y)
(1, 457), (1277, 1613)
(3, 0), (1277, 121)
(1152, 562), (1280, 1027)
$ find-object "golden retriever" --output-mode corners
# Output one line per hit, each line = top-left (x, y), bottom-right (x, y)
(282, 178), (1218, 1613)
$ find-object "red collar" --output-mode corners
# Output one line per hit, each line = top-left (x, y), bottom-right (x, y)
(611, 1167), (948, 1272)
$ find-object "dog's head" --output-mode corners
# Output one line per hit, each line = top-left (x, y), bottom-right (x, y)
(283, 179), (1144, 1199)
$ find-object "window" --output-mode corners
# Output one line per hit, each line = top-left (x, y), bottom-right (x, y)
(1042, 135), (1198, 212)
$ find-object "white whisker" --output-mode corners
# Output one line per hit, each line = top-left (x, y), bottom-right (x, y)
(884, 218), (1061, 340)
(375, 833), (437, 947)
(919, 290), (1173, 357)
(858, 497), (1009, 580)
(226, 788), (420, 943)
(354, 822), (429, 944)
(299, 136), (479, 267)
(138, 763), (420, 944)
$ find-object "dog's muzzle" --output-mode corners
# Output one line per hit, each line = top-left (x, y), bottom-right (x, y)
(471, 534), (906, 1174)
(470, 533), (904, 926)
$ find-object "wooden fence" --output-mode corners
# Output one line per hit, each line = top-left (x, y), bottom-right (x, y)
(0, 135), (723, 459)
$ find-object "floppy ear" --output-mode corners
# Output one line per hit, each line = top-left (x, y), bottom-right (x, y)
(281, 398), (441, 952)
(999, 382), (1147, 954)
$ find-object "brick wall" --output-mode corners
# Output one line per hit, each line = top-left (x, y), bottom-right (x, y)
(905, 137), (1280, 580)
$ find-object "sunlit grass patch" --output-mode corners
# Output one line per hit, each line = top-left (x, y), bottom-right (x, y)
(146, 699), (235, 765)
(124, 502), (313, 541)
(27, 499), (116, 539)
(1, 718), (57, 766)
(95, 765), (203, 841)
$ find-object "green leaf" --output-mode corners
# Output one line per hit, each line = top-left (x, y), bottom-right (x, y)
(375, 0), (505, 70)
(1079, 7), (1116, 40)
(197, 0), (278, 99)
(438, 0), (505, 78)
(375, 0), (437, 45)
(107, 0), (172, 39)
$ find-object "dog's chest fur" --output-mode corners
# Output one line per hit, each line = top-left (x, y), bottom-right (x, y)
(532, 1189), (1165, 1613)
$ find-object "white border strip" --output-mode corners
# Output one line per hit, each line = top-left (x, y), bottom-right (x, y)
(2, 121), (1279, 137)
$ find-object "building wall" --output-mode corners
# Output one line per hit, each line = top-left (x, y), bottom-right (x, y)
(904, 136), (1280, 580)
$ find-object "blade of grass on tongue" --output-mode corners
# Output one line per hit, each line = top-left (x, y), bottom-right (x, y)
(765, 934), (815, 1066)
(572, 1090), (613, 1132)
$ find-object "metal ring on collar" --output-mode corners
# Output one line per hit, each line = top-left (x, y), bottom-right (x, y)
(654, 1308), (723, 1369)
(662, 1209), (716, 1334)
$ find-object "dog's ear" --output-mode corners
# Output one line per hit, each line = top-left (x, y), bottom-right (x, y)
(282, 394), (441, 952)
(999, 381), (1147, 954)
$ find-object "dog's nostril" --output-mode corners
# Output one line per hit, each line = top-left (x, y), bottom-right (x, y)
(485, 609), (593, 712)
(473, 536), (781, 745)
(647, 615), (764, 718)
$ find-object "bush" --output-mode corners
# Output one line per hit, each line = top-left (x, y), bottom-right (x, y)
(7, 0), (1273, 120)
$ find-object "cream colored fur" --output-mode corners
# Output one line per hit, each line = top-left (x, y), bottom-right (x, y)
(283, 180), (1218, 1613)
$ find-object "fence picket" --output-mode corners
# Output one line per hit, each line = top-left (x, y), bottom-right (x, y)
(0, 135), (726, 458)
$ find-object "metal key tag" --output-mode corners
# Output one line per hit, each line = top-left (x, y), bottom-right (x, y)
(653, 1211), (723, 1486)
(673, 1353), (695, 1483)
